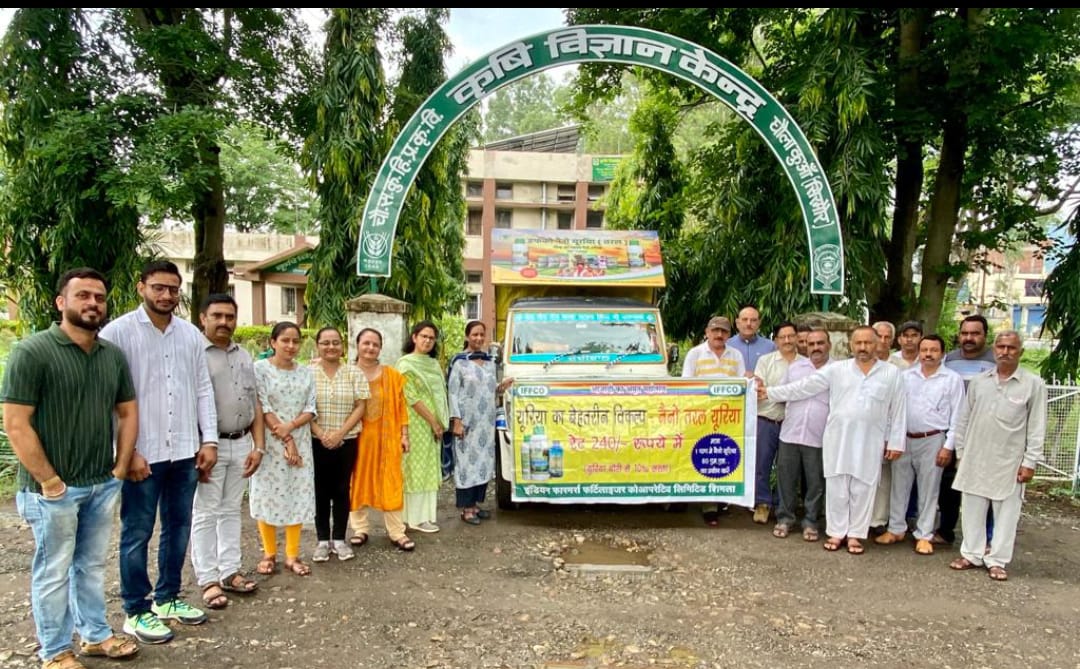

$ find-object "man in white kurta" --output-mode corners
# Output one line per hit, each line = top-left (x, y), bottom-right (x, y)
(762, 326), (906, 554)
(950, 331), (1045, 581)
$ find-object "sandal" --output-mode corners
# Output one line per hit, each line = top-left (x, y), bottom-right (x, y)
(201, 583), (228, 610)
(823, 537), (846, 552)
(391, 536), (416, 552)
(475, 509), (492, 520)
(220, 572), (258, 593)
(284, 558), (311, 576)
(949, 557), (979, 571)
(988, 566), (1008, 581)
(256, 555), (278, 575)
(349, 533), (369, 547)
(772, 523), (789, 539)
(43, 651), (87, 669)
(802, 527), (819, 542)
(79, 634), (138, 659)
(846, 539), (865, 555)
(461, 511), (481, 526)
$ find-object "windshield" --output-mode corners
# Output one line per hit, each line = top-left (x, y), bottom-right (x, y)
(508, 310), (665, 364)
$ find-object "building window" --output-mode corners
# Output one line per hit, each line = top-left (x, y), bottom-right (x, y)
(466, 209), (483, 236)
(495, 182), (513, 200)
(465, 293), (481, 320)
(557, 211), (574, 230)
(281, 286), (297, 314)
(466, 271), (482, 284)
(587, 184), (605, 201)
(466, 181), (483, 198)
(556, 184), (575, 202)
(586, 210), (604, 229)
(495, 209), (512, 229)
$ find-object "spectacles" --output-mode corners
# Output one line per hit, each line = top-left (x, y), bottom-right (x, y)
(148, 284), (180, 296)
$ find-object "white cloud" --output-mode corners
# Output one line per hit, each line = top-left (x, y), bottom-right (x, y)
(445, 8), (566, 75)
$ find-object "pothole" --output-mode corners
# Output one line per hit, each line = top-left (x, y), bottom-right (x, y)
(559, 538), (654, 574)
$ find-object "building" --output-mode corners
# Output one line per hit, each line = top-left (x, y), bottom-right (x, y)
(957, 242), (1055, 338)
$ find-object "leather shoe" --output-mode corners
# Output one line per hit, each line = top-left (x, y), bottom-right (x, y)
(874, 531), (907, 545)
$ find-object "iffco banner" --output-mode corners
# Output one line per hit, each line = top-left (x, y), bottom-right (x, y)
(509, 378), (757, 506)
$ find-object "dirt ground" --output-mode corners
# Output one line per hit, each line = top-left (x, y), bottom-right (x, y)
(0, 482), (1078, 669)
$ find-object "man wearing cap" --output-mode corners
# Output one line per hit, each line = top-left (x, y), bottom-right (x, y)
(730, 304), (776, 376)
(890, 321), (922, 369)
(683, 315), (746, 526)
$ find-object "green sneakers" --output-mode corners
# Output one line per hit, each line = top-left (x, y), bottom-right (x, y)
(123, 611), (175, 644)
(151, 599), (208, 625)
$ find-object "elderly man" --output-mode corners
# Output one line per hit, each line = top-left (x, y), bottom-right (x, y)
(890, 321), (921, 369)
(868, 320), (898, 533)
(949, 331), (1045, 582)
(772, 327), (831, 542)
(3, 268), (140, 668)
(761, 326), (906, 555)
(191, 294), (265, 610)
(752, 321), (801, 525)
(101, 260), (218, 644)
(876, 335), (964, 555)
(730, 304), (776, 376)
(683, 315), (745, 525)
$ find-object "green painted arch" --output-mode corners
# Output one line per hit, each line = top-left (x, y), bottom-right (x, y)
(357, 24), (844, 295)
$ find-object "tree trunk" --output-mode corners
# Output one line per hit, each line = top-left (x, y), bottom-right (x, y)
(877, 9), (928, 325)
(190, 140), (229, 323)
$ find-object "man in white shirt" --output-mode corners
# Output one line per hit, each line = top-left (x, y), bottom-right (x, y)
(752, 322), (801, 525)
(949, 331), (1046, 582)
(875, 334), (964, 555)
(869, 320), (898, 534)
(761, 326), (906, 555)
(682, 315), (745, 526)
(100, 261), (219, 644)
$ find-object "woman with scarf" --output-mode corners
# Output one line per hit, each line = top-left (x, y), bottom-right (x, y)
(395, 321), (448, 533)
(447, 320), (514, 524)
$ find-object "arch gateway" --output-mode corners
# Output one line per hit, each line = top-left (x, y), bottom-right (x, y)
(356, 25), (844, 296)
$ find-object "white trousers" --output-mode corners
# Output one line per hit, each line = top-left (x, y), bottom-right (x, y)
(190, 435), (251, 586)
(870, 461), (891, 527)
(888, 433), (946, 539)
(960, 483), (1024, 569)
(825, 474), (874, 539)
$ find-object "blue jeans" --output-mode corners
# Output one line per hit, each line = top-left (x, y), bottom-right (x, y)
(120, 458), (198, 615)
(755, 417), (782, 506)
(16, 478), (122, 661)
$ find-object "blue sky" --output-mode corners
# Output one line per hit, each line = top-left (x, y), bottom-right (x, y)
(445, 8), (567, 74)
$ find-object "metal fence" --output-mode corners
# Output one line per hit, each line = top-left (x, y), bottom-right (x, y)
(1040, 379), (1080, 494)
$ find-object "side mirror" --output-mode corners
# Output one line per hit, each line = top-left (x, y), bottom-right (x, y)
(488, 342), (503, 365)
(667, 343), (680, 365)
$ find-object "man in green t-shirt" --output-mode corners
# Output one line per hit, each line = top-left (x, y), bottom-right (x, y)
(1, 267), (140, 668)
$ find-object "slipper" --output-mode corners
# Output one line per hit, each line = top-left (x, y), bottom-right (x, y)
(461, 511), (481, 526)
(949, 557), (979, 571)
(284, 558), (311, 576)
(772, 524), (789, 539)
(846, 539), (865, 555)
(391, 536), (416, 552)
(914, 539), (934, 555)
(79, 634), (138, 659)
(873, 531), (906, 545)
(43, 651), (88, 669)
(988, 566), (1008, 581)
(823, 537), (845, 552)
(930, 532), (952, 546)
(220, 572), (258, 593)
(201, 583), (228, 610)
(349, 533), (369, 547)
(475, 509), (492, 520)
(256, 555), (278, 575)
(802, 527), (819, 542)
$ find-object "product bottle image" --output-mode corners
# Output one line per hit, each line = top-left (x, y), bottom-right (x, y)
(520, 434), (532, 481)
(530, 425), (549, 481)
(549, 440), (564, 478)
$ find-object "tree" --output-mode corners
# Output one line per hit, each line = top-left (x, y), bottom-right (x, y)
(482, 73), (572, 142)
(0, 9), (148, 329)
(219, 122), (319, 234)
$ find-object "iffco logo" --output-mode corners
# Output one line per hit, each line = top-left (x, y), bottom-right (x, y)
(515, 385), (549, 397)
(708, 383), (745, 397)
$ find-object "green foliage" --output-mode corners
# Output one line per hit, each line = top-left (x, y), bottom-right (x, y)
(482, 74), (573, 142)
(1043, 213), (1080, 380)
(433, 313), (466, 370)
(231, 325), (316, 361)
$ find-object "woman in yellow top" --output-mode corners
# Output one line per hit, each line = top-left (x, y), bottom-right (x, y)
(310, 326), (370, 563)
(349, 328), (415, 551)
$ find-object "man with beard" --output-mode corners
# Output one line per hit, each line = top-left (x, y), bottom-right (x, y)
(190, 294), (265, 610)
(760, 326), (906, 555)
(101, 261), (218, 644)
(2, 268), (140, 667)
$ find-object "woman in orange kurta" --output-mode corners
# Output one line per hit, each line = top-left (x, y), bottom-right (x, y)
(349, 328), (414, 551)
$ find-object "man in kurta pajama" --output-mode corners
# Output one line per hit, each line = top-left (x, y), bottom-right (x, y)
(949, 331), (1045, 581)
(761, 326), (906, 554)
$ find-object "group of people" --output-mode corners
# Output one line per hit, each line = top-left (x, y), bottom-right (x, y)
(683, 306), (1046, 583)
(0, 262), (510, 668)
